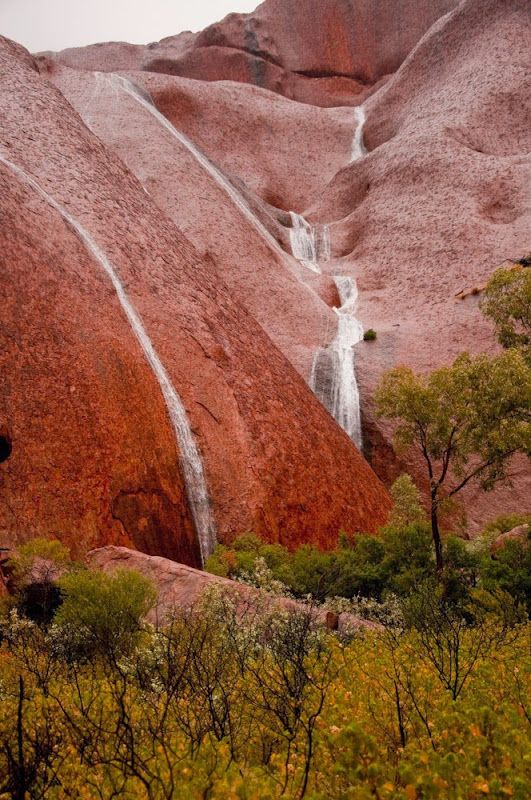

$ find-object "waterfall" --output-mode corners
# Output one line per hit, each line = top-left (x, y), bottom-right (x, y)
(0, 154), (217, 565)
(310, 277), (364, 450)
(288, 212), (330, 273)
(351, 106), (367, 162)
(287, 208), (364, 448)
(100, 73), (289, 263)
(306, 104), (369, 448)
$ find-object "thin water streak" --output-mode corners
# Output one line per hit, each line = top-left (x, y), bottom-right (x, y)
(0, 153), (216, 564)
(100, 73), (289, 262)
(351, 106), (367, 162)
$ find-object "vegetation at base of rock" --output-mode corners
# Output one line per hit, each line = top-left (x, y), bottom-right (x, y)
(206, 513), (530, 613)
(0, 569), (528, 800)
(376, 349), (530, 571)
(376, 263), (531, 572)
(54, 568), (157, 661)
(363, 328), (377, 341)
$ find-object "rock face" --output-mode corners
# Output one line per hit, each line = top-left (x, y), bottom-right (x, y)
(41, 0), (459, 106)
(308, 0), (531, 528)
(0, 36), (391, 565)
(1, 0), (530, 563)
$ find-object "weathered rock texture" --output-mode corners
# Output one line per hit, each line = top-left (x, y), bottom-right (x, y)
(38, 64), (356, 380)
(1, 0), (530, 558)
(0, 36), (391, 564)
(308, 0), (531, 529)
(40, 0), (459, 106)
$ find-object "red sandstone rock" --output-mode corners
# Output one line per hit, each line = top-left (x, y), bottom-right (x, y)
(40, 0), (458, 107)
(0, 36), (391, 565)
(2, 0), (529, 550)
(87, 545), (377, 631)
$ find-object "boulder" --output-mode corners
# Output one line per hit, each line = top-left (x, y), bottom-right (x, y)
(87, 545), (377, 630)
(491, 524), (530, 554)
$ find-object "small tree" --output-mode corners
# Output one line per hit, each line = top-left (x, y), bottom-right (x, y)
(387, 474), (426, 529)
(376, 350), (530, 571)
(481, 264), (531, 362)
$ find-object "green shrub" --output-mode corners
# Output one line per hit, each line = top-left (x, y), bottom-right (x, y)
(481, 537), (531, 613)
(54, 568), (156, 660)
(363, 328), (377, 341)
(387, 474), (426, 529)
(381, 522), (434, 594)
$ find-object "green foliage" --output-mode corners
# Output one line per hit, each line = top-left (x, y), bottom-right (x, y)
(376, 350), (531, 569)
(388, 474), (427, 529)
(376, 351), (530, 491)
(54, 568), (156, 660)
(481, 536), (531, 614)
(7, 537), (73, 625)
(381, 523), (435, 594)
(481, 265), (531, 361)
(0, 584), (528, 799)
(9, 537), (71, 587)
(363, 328), (377, 341)
(206, 520), (530, 612)
(480, 513), (531, 543)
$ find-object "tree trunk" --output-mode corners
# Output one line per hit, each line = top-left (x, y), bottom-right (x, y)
(431, 491), (444, 573)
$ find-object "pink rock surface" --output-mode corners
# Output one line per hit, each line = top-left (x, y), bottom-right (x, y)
(41, 0), (458, 106)
(0, 36), (391, 563)
(309, 0), (531, 529)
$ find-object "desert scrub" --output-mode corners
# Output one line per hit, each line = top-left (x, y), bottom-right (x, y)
(0, 582), (528, 799)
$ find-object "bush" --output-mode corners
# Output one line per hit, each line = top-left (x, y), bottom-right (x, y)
(363, 328), (377, 341)
(381, 522), (434, 594)
(54, 568), (156, 661)
(481, 537), (531, 613)
(7, 537), (73, 625)
(387, 474), (426, 529)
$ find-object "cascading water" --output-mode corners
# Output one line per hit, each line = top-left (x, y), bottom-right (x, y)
(288, 212), (330, 273)
(307, 104), (368, 449)
(0, 154), (217, 564)
(310, 277), (364, 450)
(351, 106), (367, 161)
(100, 73), (289, 263)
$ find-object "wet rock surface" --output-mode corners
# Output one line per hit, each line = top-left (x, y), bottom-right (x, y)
(0, 35), (391, 563)
(1, 0), (529, 564)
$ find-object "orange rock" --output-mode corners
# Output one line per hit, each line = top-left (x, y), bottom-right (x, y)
(0, 37), (391, 566)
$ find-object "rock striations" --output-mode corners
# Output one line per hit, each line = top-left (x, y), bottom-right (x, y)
(0, 35), (390, 565)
